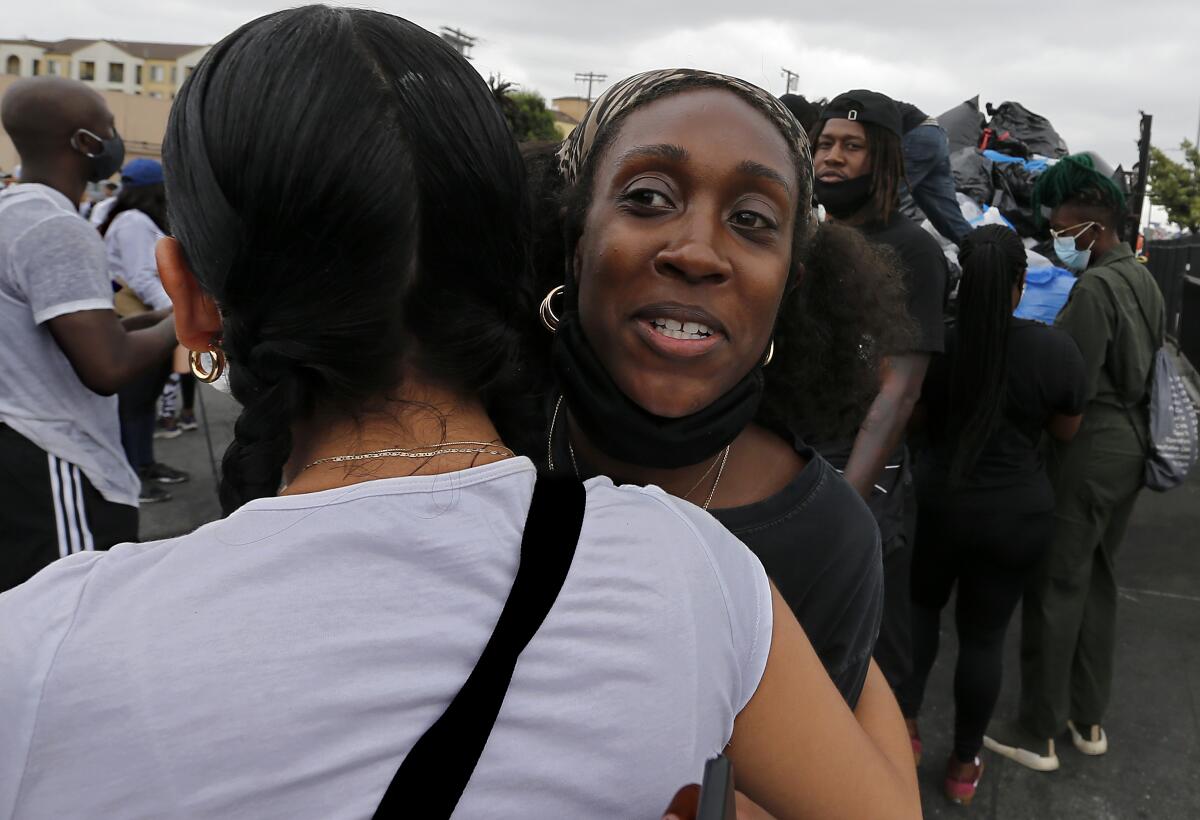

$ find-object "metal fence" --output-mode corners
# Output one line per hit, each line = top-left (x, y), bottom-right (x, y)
(1145, 236), (1200, 366)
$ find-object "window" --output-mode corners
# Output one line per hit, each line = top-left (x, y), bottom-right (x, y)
(4, 56), (19, 75)
(79, 60), (94, 81)
(47, 60), (59, 76)
(150, 64), (164, 83)
(108, 62), (124, 83)
(33, 59), (41, 75)
(135, 65), (142, 85)
(170, 66), (177, 84)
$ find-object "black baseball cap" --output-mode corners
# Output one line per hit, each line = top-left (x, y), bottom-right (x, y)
(819, 90), (902, 137)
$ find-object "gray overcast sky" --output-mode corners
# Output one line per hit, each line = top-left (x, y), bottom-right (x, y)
(9, 1), (1200, 169)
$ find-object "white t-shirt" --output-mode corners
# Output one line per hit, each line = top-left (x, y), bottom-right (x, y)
(105, 209), (171, 311)
(0, 457), (772, 819)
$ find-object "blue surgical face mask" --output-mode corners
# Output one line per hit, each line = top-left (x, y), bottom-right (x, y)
(1051, 221), (1098, 273)
(1053, 236), (1091, 273)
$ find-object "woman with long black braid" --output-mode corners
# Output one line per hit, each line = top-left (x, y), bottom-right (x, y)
(896, 225), (1086, 806)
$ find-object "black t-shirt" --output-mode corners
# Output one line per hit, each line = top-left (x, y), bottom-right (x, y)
(712, 446), (883, 708)
(917, 319), (1086, 495)
(896, 101), (928, 134)
(863, 212), (948, 355)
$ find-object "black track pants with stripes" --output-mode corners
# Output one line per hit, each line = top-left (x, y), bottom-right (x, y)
(0, 424), (137, 593)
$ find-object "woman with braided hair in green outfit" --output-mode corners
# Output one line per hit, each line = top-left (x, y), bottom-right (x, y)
(984, 153), (1165, 773)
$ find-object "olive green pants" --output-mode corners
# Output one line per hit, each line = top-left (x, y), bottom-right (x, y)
(1018, 410), (1145, 738)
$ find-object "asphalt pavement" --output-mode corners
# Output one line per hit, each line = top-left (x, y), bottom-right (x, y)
(142, 380), (1200, 819)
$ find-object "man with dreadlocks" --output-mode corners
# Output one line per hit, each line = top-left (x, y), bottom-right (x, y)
(985, 153), (1164, 772)
(808, 89), (949, 704)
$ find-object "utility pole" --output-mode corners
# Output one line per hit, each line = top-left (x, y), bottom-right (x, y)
(574, 71), (607, 103)
(439, 26), (477, 59)
(780, 68), (799, 95)
(1130, 111), (1153, 243)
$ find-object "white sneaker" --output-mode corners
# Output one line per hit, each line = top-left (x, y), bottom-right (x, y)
(982, 720), (1060, 772)
(1067, 721), (1108, 755)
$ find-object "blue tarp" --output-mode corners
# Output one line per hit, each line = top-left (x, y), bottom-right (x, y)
(1014, 265), (1076, 324)
(982, 149), (1051, 175)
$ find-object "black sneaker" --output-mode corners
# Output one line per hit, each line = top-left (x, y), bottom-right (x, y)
(139, 480), (172, 504)
(178, 412), (199, 432)
(144, 462), (190, 484)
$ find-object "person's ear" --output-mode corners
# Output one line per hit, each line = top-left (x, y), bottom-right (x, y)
(156, 237), (221, 350)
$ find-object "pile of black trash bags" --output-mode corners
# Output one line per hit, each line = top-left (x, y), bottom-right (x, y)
(943, 97), (1059, 240)
(937, 96), (1129, 243)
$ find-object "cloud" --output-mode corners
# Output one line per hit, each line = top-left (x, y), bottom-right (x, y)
(5, 0), (1198, 167)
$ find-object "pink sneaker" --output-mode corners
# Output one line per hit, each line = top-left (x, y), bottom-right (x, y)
(904, 718), (922, 765)
(944, 755), (984, 806)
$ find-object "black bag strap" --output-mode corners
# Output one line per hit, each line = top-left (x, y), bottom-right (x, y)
(373, 473), (586, 820)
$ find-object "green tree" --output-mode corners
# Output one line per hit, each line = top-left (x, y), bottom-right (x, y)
(1148, 140), (1200, 233)
(488, 76), (559, 143)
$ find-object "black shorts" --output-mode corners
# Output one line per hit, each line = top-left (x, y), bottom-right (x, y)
(0, 424), (137, 593)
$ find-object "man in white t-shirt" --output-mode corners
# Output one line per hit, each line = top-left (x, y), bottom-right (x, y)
(0, 77), (179, 592)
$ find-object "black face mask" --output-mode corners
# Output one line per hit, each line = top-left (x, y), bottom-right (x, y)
(813, 174), (873, 220)
(72, 128), (126, 183)
(551, 312), (764, 470)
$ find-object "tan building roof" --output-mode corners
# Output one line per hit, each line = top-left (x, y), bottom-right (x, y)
(104, 40), (207, 60)
(0, 38), (57, 49)
(44, 38), (97, 54)
(1, 38), (206, 59)
(552, 110), (579, 125)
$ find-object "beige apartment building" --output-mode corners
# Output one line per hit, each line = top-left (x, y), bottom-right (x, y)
(1, 37), (208, 98)
(0, 37), (208, 174)
(551, 96), (588, 138)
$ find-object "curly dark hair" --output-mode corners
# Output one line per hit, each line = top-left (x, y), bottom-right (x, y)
(758, 222), (916, 442)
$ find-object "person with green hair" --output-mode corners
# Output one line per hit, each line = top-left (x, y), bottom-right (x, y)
(984, 153), (1165, 772)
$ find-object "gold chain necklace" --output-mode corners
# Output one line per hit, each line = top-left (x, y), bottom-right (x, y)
(301, 441), (514, 473)
(547, 395), (731, 511)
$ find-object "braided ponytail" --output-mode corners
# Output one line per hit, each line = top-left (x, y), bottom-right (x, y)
(947, 224), (1027, 484)
(164, 7), (534, 513)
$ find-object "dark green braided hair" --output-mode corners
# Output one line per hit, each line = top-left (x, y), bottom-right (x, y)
(1032, 152), (1126, 227)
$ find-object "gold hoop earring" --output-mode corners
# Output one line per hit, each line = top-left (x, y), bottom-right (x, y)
(189, 348), (226, 383)
(761, 339), (775, 367)
(540, 285), (565, 332)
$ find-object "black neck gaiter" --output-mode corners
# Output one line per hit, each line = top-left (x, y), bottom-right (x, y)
(813, 174), (873, 220)
(550, 313), (764, 469)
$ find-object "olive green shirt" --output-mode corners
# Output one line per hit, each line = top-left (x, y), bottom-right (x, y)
(1054, 242), (1165, 413)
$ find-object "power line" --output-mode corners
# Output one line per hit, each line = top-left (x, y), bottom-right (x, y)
(574, 72), (607, 103)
